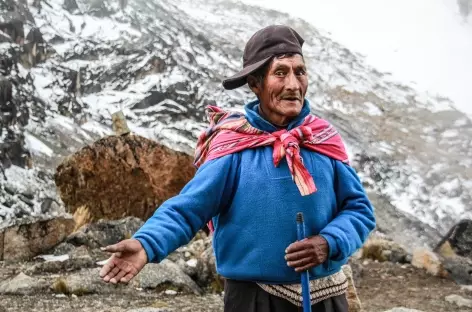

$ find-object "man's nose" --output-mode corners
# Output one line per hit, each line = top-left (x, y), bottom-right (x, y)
(285, 72), (300, 92)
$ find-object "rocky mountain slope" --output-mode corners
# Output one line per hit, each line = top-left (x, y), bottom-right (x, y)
(1, 218), (472, 312)
(1, 0), (471, 250)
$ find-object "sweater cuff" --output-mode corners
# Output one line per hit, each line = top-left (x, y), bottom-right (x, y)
(133, 235), (158, 263)
(319, 233), (339, 259)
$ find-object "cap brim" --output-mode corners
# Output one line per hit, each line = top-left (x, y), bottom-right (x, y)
(222, 56), (272, 90)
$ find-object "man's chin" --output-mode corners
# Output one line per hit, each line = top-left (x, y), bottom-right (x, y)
(281, 101), (303, 116)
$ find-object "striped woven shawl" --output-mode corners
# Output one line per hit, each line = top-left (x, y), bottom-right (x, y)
(194, 105), (349, 231)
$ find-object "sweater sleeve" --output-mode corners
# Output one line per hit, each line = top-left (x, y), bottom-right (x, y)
(132, 154), (238, 263)
(319, 160), (376, 261)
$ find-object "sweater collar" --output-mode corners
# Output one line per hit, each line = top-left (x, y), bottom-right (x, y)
(244, 98), (311, 132)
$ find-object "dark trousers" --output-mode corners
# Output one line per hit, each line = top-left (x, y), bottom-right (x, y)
(224, 279), (349, 312)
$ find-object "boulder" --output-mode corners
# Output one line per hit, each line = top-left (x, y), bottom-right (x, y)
(63, 0), (80, 13)
(196, 245), (224, 292)
(442, 255), (472, 285)
(435, 219), (472, 259)
(411, 248), (448, 278)
(51, 268), (121, 295)
(54, 134), (195, 223)
(25, 247), (95, 275)
(167, 232), (211, 283)
(0, 15), (24, 44)
(131, 260), (203, 295)
(361, 237), (410, 263)
(21, 27), (52, 68)
(64, 216), (144, 249)
(0, 77), (31, 169)
(445, 294), (472, 308)
(0, 272), (48, 295)
(430, 220), (472, 285)
(0, 217), (75, 261)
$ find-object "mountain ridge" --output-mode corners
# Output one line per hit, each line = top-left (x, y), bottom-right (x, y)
(0, 0), (471, 249)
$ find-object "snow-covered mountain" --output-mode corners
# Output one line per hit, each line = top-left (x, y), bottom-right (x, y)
(1, 0), (471, 249)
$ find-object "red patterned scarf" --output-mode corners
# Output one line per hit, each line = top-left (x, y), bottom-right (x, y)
(194, 106), (349, 231)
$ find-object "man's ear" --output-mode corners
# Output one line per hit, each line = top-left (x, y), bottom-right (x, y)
(247, 75), (260, 96)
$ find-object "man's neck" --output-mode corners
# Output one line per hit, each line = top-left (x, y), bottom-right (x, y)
(258, 105), (290, 128)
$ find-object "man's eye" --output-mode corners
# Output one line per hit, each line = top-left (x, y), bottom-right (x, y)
(275, 71), (285, 76)
(297, 70), (306, 76)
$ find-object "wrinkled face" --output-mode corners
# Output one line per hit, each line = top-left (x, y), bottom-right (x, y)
(249, 54), (308, 125)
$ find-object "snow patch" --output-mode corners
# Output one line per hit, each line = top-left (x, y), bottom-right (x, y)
(25, 133), (54, 157)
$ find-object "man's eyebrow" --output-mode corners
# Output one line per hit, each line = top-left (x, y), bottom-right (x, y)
(271, 63), (306, 71)
(272, 64), (289, 71)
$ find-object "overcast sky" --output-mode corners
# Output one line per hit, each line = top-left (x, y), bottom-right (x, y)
(241, 0), (472, 116)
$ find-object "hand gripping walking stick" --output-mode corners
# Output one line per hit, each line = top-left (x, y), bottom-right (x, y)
(296, 212), (312, 312)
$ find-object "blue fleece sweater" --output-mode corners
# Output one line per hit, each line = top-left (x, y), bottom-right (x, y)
(133, 99), (376, 284)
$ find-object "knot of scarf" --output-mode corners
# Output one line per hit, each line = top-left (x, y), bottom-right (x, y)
(194, 105), (350, 233)
(272, 127), (317, 195)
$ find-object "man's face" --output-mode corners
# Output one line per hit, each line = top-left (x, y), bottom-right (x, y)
(251, 54), (308, 123)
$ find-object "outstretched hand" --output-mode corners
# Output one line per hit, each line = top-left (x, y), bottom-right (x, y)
(285, 235), (329, 272)
(99, 239), (148, 284)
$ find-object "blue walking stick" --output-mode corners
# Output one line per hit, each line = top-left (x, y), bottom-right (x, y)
(297, 212), (312, 312)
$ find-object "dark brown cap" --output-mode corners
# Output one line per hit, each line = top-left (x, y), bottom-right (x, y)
(222, 25), (304, 90)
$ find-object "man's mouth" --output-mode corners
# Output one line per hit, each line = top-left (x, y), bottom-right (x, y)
(282, 96), (300, 101)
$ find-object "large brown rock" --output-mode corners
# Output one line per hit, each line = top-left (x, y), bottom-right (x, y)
(0, 217), (75, 261)
(54, 134), (196, 223)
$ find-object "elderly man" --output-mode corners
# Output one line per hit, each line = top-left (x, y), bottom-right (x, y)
(100, 25), (376, 312)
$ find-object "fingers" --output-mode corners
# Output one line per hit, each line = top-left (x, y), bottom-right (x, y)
(285, 249), (311, 262)
(101, 242), (125, 253)
(103, 266), (121, 283)
(295, 263), (314, 272)
(110, 268), (128, 284)
(286, 255), (317, 272)
(288, 258), (320, 272)
(99, 258), (115, 278)
(285, 239), (309, 254)
(101, 257), (139, 284)
(120, 272), (136, 284)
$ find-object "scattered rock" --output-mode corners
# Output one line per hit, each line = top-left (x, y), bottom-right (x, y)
(411, 248), (447, 278)
(21, 27), (52, 68)
(167, 233), (210, 282)
(442, 255), (472, 285)
(342, 265), (362, 312)
(444, 294), (472, 308)
(24, 248), (95, 275)
(383, 308), (424, 312)
(52, 242), (76, 255)
(63, 0), (80, 13)
(51, 268), (121, 295)
(164, 289), (177, 295)
(0, 77), (31, 169)
(0, 217), (75, 261)
(127, 308), (169, 312)
(54, 134), (196, 223)
(361, 237), (410, 263)
(435, 219), (472, 259)
(64, 217), (144, 249)
(0, 16), (24, 44)
(197, 245), (224, 292)
(132, 260), (203, 295)
(0, 272), (48, 295)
